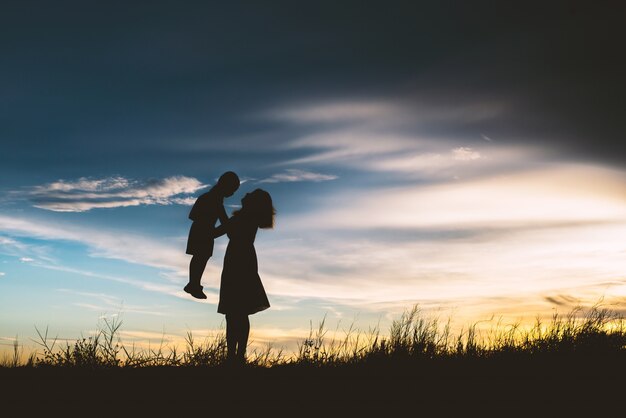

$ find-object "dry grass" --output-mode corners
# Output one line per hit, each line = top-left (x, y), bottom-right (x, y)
(1, 303), (624, 370)
(291, 303), (625, 367)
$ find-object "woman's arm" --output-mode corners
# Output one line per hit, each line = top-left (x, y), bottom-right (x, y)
(217, 204), (229, 226)
(212, 221), (229, 238)
(212, 214), (238, 238)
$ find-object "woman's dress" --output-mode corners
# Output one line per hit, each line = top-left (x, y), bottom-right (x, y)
(217, 213), (270, 315)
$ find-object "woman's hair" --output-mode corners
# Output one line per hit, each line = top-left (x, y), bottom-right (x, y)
(238, 189), (276, 229)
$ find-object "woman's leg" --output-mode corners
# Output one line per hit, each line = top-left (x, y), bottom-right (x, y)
(226, 314), (250, 362)
(225, 314), (237, 360)
(236, 315), (250, 360)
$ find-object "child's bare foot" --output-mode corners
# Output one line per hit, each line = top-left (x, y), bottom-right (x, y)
(184, 283), (207, 299)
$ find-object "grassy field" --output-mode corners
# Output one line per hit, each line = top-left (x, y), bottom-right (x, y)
(2, 304), (624, 413)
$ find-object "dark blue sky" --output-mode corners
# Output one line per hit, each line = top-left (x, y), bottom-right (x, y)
(2, 1), (624, 186)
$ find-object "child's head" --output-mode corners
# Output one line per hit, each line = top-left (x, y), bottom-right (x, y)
(216, 171), (240, 197)
(241, 189), (276, 229)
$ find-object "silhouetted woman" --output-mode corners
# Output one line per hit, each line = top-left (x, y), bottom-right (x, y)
(213, 188), (275, 364)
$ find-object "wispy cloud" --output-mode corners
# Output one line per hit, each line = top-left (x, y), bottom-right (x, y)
(1, 105), (620, 330)
(0, 236), (29, 254)
(0, 272), (5, 277)
(264, 100), (406, 124)
(5, 162), (620, 323)
(57, 289), (169, 316)
(35, 177), (131, 193)
(282, 131), (535, 182)
(0, 237), (23, 246)
(452, 147), (482, 161)
(0, 235), (58, 266)
(22, 175), (207, 212)
(0, 215), (191, 277)
(255, 161), (626, 317)
(257, 221), (626, 325)
(266, 98), (521, 181)
(259, 169), (338, 184)
(366, 146), (494, 178)
(0, 214), (226, 306)
(283, 163), (626, 231)
(47, 263), (200, 301)
(281, 130), (416, 165)
(265, 98), (504, 125)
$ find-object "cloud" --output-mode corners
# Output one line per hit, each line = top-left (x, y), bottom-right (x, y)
(169, 197), (197, 205)
(23, 175), (207, 212)
(365, 146), (501, 178)
(361, 145), (486, 179)
(56, 289), (170, 317)
(267, 98), (523, 181)
(0, 214), (231, 309)
(256, 161), (626, 313)
(0, 215), (193, 278)
(452, 147), (482, 161)
(258, 220), (626, 319)
(283, 163), (626, 231)
(0, 237), (21, 246)
(0, 214), (226, 305)
(1, 163), (624, 328)
(264, 100), (406, 124)
(259, 169), (338, 183)
(0, 272), (5, 277)
(0, 236), (29, 254)
(0, 235), (58, 267)
(265, 99), (504, 125)
(48, 263), (197, 301)
(35, 177), (131, 193)
(281, 129), (417, 165)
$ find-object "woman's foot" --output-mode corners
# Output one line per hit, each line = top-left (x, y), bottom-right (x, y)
(225, 354), (246, 367)
(183, 283), (207, 299)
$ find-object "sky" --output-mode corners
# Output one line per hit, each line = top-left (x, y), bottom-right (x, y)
(1, 1), (625, 356)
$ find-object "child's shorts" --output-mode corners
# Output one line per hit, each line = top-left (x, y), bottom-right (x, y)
(185, 222), (215, 256)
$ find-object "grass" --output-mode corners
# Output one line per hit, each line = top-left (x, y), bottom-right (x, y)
(2, 303), (624, 371)
(2, 303), (624, 414)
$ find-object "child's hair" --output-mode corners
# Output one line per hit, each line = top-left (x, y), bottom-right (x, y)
(217, 171), (240, 190)
(239, 189), (276, 229)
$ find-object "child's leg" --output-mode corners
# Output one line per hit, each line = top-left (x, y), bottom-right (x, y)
(188, 254), (210, 287)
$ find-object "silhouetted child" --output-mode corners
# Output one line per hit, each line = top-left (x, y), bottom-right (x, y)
(184, 171), (240, 299)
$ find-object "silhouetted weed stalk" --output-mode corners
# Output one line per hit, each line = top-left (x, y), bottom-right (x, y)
(1, 303), (623, 368)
